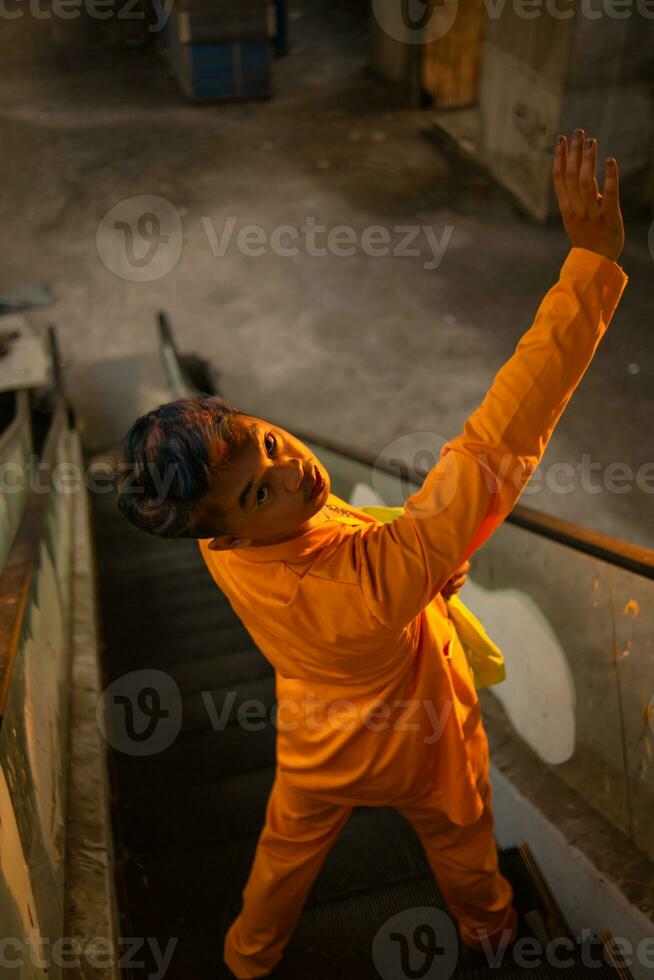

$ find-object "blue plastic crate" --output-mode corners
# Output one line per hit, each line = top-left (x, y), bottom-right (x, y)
(164, 21), (271, 102)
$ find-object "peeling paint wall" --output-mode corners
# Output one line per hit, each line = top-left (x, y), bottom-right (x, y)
(0, 765), (48, 980)
(459, 577), (576, 766)
(0, 429), (75, 980)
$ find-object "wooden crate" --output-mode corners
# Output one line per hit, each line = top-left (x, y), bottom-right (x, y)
(421, 0), (486, 109)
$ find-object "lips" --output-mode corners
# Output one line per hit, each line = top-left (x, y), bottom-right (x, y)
(309, 465), (324, 500)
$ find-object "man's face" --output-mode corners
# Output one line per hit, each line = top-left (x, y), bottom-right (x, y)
(202, 413), (331, 550)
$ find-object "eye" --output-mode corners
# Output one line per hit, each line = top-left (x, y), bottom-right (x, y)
(255, 434), (276, 507)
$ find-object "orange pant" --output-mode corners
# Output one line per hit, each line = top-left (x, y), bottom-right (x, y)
(224, 772), (517, 979)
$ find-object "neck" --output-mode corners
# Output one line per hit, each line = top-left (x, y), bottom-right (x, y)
(244, 506), (327, 547)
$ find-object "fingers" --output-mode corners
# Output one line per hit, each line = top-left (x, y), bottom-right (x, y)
(579, 137), (601, 217)
(602, 156), (621, 224)
(554, 130), (623, 261)
(555, 130), (611, 216)
(443, 562), (470, 598)
(552, 135), (569, 214)
(565, 128), (585, 213)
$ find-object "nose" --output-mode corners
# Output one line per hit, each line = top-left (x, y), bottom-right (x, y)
(277, 457), (304, 494)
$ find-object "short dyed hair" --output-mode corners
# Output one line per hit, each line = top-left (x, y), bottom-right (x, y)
(116, 395), (242, 539)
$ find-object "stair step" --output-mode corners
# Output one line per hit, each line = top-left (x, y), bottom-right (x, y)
(117, 806), (433, 938)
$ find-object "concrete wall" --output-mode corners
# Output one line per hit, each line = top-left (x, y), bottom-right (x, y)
(0, 427), (75, 980)
(479, 13), (654, 219)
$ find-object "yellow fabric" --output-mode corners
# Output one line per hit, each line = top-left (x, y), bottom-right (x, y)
(200, 248), (627, 832)
(357, 503), (506, 689)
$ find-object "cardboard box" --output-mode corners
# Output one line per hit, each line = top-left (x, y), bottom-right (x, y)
(479, 13), (654, 220)
(422, 0), (486, 109)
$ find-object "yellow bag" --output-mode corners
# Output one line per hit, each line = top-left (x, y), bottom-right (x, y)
(359, 504), (506, 690)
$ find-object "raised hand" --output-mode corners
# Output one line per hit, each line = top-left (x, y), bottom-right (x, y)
(553, 129), (625, 263)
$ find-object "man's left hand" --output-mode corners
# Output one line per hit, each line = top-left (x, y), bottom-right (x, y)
(442, 561), (470, 600)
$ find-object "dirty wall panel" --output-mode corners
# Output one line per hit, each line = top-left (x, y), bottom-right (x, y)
(0, 765), (48, 980)
(608, 567), (654, 860)
(0, 430), (75, 980)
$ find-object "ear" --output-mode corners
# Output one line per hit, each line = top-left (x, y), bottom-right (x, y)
(208, 535), (253, 551)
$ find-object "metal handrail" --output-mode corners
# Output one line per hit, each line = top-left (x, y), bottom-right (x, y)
(290, 429), (654, 581)
(158, 311), (196, 399)
(0, 328), (68, 726)
(157, 314), (654, 583)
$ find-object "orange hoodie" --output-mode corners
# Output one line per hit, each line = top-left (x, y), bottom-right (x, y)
(200, 248), (627, 825)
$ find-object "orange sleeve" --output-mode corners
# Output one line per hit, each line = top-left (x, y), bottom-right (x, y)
(356, 247), (628, 630)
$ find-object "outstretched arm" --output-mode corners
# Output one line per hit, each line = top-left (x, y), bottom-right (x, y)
(356, 131), (628, 631)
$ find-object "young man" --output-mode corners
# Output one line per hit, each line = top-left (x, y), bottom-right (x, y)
(118, 131), (627, 979)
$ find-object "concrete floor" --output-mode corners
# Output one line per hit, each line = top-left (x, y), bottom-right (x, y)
(1, 0), (652, 548)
